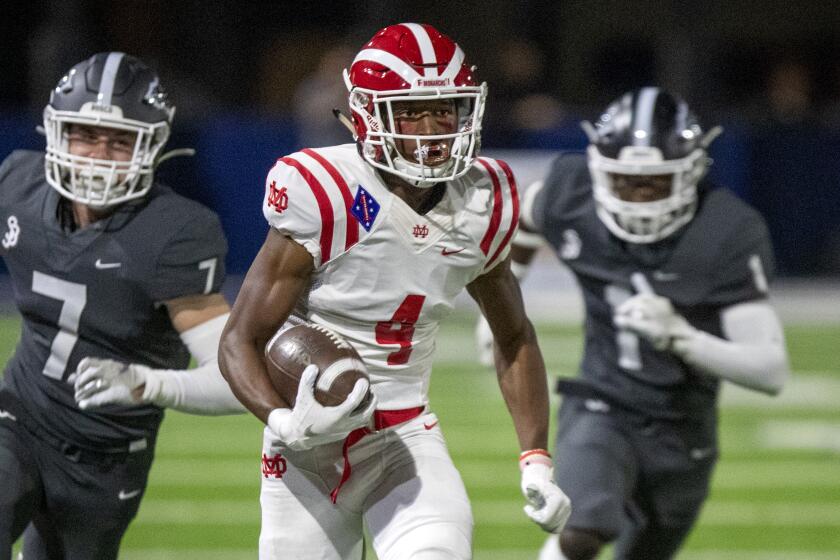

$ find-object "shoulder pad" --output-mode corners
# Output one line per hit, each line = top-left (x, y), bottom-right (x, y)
(263, 148), (362, 267)
(474, 157), (520, 270)
(532, 151), (590, 233)
(673, 187), (775, 305)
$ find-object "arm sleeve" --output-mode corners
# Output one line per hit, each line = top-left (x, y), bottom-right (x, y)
(149, 209), (228, 301)
(140, 313), (246, 414)
(676, 301), (790, 395)
(518, 180), (545, 233)
(262, 158), (326, 266)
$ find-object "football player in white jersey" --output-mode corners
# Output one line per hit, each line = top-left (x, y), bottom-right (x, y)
(219, 23), (571, 560)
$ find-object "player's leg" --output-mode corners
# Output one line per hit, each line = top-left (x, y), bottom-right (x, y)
(546, 398), (638, 560)
(365, 413), (473, 560)
(614, 419), (716, 560)
(259, 428), (364, 560)
(0, 418), (42, 560)
(26, 441), (154, 560)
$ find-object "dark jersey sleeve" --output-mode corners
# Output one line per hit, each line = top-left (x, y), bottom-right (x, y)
(530, 152), (590, 236)
(707, 207), (775, 305)
(148, 207), (227, 302)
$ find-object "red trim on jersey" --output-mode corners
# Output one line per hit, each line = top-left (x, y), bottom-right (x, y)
(330, 406), (425, 503)
(302, 149), (359, 250)
(478, 158), (504, 256)
(278, 157), (334, 263)
(485, 160), (520, 269)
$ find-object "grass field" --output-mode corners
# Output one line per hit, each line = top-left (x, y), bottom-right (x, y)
(2, 314), (839, 559)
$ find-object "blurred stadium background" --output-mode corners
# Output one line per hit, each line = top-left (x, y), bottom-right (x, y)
(2, 1), (839, 558)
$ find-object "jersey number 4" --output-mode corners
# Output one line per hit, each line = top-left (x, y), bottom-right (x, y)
(375, 295), (426, 365)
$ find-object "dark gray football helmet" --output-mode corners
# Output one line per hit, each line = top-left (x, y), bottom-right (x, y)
(582, 87), (721, 243)
(44, 52), (175, 207)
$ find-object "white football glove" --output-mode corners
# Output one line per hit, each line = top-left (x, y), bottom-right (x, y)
(74, 357), (153, 409)
(475, 314), (495, 368)
(613, 293), (697, 354)
(520, 450), (572, 533)
(267, 364), (376, 451)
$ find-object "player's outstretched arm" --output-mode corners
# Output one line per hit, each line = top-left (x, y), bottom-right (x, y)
(74, 294), (246, 414)
(672, 301), (789, 394)
(467, 257), (571, 533)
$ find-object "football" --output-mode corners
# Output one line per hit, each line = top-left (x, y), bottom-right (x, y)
(264, 322), (372, 410)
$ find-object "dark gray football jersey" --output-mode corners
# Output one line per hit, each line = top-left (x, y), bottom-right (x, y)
(531, 153), (774, 420)
(0, 150), (227, 448)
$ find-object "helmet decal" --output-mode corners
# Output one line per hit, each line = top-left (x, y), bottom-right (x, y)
(95, 52), (125, 109)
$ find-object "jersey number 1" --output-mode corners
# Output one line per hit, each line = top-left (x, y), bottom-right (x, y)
(375, 295), (426, 365)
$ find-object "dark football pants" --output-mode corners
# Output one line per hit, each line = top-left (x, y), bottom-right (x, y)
(553, 396), (717, 560)
(0, 415), (154, 560)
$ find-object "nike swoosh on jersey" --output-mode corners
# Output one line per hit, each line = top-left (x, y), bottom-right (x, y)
(118, 488), (142, 500)
(689, 447), (715, 460)
(423, 420), (439, 430)
(652, 270), (680, 281)
(95, 259), (122, 269)
(0, 410), (18, 422)
(441, 247), (465, 256)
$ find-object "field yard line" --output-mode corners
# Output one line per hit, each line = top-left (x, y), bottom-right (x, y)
(120, 551), (254, 560)
(720, 373), (840, 409)
(134, 500), (258, 524)
(116, 548), (840, 560)
(759, 420), (840, 452)
(117, 549), (547, 560)
(679, 553), (840, 560)
(455, 458), (840, 490)
(470, 500), (840, 526)
(697, 502), (840, 525)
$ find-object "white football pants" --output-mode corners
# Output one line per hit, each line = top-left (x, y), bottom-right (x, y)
(259, 411), (473, 559)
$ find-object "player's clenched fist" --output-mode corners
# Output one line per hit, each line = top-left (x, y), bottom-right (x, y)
(519, 449), (572, 533)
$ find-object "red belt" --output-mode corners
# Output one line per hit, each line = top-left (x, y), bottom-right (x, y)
(329, 406), (425, 504)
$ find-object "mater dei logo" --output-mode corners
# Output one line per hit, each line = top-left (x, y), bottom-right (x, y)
(2, 216), (19, 249)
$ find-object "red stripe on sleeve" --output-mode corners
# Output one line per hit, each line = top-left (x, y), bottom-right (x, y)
(477, 158), (504, 256)
(278, 156), (334, 264)
(302, 149), (359, 250)
(485, 160), (520, 269)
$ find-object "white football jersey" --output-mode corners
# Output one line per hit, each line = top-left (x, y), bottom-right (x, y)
(262, 144), (518, 409)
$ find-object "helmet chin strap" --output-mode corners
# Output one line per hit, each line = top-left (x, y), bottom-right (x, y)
(332, 109), (356, 138)
(157, 148), (195, 164)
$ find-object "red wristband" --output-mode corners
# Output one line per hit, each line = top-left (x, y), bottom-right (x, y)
(519, 448), (552, 471)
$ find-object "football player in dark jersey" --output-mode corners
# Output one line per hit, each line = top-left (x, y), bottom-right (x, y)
(0, 53), (244, 559)
(477, 87), (790, 560)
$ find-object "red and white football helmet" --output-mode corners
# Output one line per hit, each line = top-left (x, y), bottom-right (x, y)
(344, 23), (487, 187)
